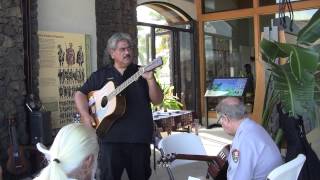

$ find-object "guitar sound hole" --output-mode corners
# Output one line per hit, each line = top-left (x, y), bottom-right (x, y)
(101, 97), (108, 107)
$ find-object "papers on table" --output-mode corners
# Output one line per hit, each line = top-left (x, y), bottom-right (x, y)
(153, 110), (191, 121)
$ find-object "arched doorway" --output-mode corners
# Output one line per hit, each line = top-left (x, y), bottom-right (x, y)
(137, 2), (199, 113)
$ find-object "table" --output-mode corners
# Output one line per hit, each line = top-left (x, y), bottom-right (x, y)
(153, 110), (193, 135)
(152, 110), (194, 170)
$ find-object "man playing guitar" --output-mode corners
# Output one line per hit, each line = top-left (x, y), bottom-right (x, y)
(74, 32), (163, 180)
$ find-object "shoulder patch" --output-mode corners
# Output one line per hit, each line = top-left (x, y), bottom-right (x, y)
(231, 149), (240, 163)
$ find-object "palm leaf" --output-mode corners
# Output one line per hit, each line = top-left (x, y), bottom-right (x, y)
(260, 44), (316, 118)
(274, 129), (284, 147)
(260, 10), (320, 130)
(262, 89), (279, 128)
(298, 9), (320, 45)
(260, 39), (288, 60)
(262, 75), (279, 128)
(270, 63), (315, 117)
(277, 43), (319, 78)
(261, 39), (319, 80)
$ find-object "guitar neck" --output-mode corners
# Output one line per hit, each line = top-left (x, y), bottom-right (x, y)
(174, 154), (222, 162)
(105, 57), (162, 101)
(10, 126), (20, 155)
(109, 68), (144, 98)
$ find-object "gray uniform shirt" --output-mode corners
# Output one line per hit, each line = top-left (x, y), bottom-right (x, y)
(227, 118), (283, 180)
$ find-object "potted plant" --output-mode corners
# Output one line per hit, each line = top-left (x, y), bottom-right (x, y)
(260, 9), (320, 179)
(153, 84), (183, 112)
(260, 9), (320, 129)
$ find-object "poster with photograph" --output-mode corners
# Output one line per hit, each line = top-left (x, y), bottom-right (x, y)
(38, 31), (91, 129)
(205, 78), (247, 97)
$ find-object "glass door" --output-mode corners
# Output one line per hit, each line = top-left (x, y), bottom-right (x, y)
(155, 28), (172, 87)
(138, 25), (196, 111)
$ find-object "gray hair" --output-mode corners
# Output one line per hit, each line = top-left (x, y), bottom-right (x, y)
(215, 97), (246, 120)
(107, 32), (133, 54)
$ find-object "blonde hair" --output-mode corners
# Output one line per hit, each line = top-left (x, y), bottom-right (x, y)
(34, 123), (98, 180)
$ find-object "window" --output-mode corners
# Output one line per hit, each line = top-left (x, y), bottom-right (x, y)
(198, 0), (320, 122)
(204, 18), (255, 111)
(203, 0), (252, 13)
(260, 9), (318, 44)
(137, 3), (197, 111)
(260, 0), (311, 6)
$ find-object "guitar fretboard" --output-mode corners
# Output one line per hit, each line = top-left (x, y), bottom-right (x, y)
(175, 154), (221, 161)
(100, 57), (162, 103)
(108, 68), (145, 99)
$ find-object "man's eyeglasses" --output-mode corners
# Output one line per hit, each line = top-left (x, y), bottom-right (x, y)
(116, 46), (132, 52)
(217, 113), (223, 124)
(217, 113), (228, 124)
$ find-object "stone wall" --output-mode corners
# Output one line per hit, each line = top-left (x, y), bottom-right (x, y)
(30, 0), (39, 97)
(0, 0), (28, 165)
(95, 0), (138, 68)
(0, 0), (137, 171)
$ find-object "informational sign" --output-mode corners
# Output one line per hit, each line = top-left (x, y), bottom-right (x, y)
(38, 31), (91, 129)
(205, 77), (247, 97)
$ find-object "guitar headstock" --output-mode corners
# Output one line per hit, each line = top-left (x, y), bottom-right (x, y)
(218, 144), (230, 161)
(144, 57), (163, 72)
(157, 153), (176, 167)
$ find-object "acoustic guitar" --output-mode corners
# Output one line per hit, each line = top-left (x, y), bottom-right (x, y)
(6, 116), (30, 175)
(88, 57), (163, 136)
(158, 145), (230, 179)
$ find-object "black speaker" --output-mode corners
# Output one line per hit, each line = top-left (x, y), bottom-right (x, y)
(29, 111), (52, 145)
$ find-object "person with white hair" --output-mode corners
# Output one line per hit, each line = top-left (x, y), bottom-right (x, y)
(33, 123), (99, 180)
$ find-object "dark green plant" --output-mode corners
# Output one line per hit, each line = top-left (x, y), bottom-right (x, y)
(260, 9), (320, 129)
(153, 84), (183, 111)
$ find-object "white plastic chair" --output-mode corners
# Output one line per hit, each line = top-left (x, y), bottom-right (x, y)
(158, 133), (211, 180)
(266, 154), (306, 180)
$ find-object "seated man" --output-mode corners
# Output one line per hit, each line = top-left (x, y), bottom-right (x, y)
(33, 123), (99, 180)
(215, 97), (283, 180)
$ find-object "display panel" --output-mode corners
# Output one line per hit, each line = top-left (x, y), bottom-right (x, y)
(38, 31), (91, 129)
(205, 78), (247, 97)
